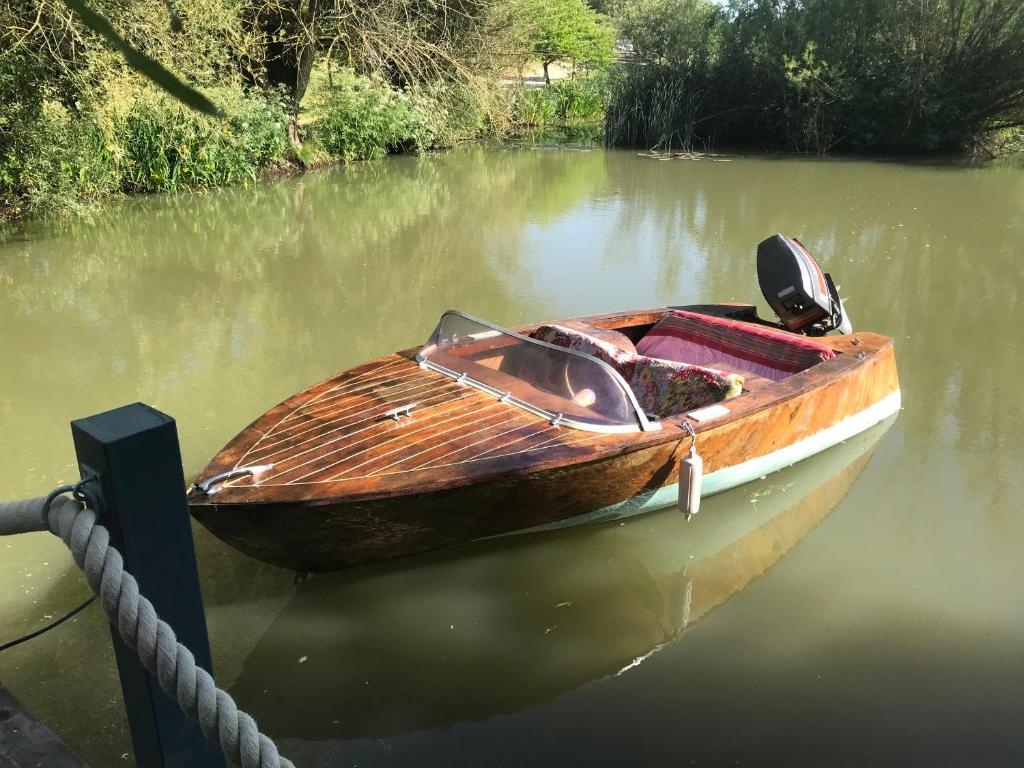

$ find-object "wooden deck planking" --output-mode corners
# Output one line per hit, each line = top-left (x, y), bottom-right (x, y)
(222, 355), (585, 488)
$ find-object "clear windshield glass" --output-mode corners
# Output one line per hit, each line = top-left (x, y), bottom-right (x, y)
(417, 311), (650, 432)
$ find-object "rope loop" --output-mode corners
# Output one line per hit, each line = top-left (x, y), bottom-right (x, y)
(41, 484), (76, 528)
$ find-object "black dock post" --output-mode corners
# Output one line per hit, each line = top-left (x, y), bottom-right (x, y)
(71, 403), (225, 768)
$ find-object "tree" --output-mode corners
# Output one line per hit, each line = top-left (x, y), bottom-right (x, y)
(519, 0), (616, 83)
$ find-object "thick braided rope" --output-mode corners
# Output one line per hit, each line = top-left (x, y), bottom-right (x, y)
(0, 495), (294, 768)
(0, 494), (56, 534)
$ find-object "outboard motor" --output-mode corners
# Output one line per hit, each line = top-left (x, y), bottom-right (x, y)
(756, 234), (852, 336)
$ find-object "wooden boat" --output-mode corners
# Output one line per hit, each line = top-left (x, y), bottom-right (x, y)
(188, 235), (900, 571)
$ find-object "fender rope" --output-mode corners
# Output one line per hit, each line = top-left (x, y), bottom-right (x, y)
(0, 489), (294, 768)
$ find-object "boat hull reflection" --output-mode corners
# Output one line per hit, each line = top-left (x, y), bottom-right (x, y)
(229, 419), (893, 741)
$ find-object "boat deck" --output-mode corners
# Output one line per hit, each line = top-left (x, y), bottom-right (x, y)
(224, 356), (603, 490)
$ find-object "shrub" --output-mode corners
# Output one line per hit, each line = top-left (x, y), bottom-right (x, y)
(549, 74), (611, 123)
(607, 0), (1024, 155)
(311, 70), (433, 161)
(414, 77), (516, 146)
(515, 74), (611, 128)
(0, 55), (116, 218)
(0, 106), (120, 219)
(116, 89), (292, 193)
(0, 74), (292, 219)
(517, 88), (560, 126)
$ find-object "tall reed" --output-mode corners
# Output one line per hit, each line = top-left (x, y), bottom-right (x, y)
(605, 67), (706, 150)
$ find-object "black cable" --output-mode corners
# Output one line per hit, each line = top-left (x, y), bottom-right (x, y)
(0, 595), (97, 653)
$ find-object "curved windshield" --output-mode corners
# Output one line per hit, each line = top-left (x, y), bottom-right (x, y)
(417, 311), (656, 433)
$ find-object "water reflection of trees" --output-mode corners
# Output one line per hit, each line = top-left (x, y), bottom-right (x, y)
(0, 147), (611, 483)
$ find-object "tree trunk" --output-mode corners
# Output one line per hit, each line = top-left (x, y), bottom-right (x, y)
(258, 0), (321, 148)
(543, 60), (551, 85)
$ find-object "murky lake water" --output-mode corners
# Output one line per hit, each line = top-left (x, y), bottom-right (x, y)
(1, 147), (1022, 766)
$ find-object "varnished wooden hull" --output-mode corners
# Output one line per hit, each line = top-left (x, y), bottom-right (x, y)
(189, 305), (900, 571)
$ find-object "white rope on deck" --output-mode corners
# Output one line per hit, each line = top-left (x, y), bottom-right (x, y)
(0, 490), (295, 768)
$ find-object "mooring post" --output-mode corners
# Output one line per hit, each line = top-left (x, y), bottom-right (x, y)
(70, 403), (225, 768)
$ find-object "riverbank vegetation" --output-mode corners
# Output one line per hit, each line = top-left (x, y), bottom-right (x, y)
(0, 0), (616, 221)
(605, 0), (1024, 155)
(4, 0), (1023, 221)
(517, 74), (611, 128)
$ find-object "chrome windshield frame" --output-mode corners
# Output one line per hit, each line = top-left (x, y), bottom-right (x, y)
(416, 310), (660, 434)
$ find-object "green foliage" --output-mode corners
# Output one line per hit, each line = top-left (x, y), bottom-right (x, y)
(414, 77), (516, 146)
(0, 78), (291, 218)
(517, 74), (612, 127)
(0, 102), (116, 218)
(0, 0), (565, 221)
(517, 88), (561, 126)
(0, 51), (116, 217)
(612, 0), (720, 67)
(310, 70), (433, 161)
(607, 0), (1024, 155)
(1, 0), (544, 221)
(605, 66), (706, 149)
(551, 74), (612, 123)
(62, 0), (220, 116)
(782, 42), (843, 153)
(516, 0), (617, 76)
(117, 90), (292, 193)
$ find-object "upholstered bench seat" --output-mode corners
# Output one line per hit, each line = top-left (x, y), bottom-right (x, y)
(530, 322), (743, 419)
(636, 310), (835, 382)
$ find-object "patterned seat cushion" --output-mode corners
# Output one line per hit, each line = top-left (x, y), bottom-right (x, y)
(629, 357), (743, 419)
(530, 323), (637, 378)
(531, 322), (743, 419)
(636, 310), (835, 382)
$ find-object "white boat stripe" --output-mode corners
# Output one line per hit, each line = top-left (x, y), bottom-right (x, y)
(245, 387), (466, 467)
(282, 365), (426, 422)
(316, 402), (513, 482)
(278, 374), (443, 431)
(415, 420), (554, 468)
(277, 399), (504, 484)
(233, 390), (901, 490)
(249, 378), (456, 456)
(369, 412), (530, 475)
(235, 358), (412, 466)
(253, 393), (489, 481)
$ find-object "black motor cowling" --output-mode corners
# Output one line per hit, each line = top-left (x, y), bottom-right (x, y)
(756, 234), (851, 336)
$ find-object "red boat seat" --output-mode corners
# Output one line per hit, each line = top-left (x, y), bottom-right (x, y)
(530, 322), (743, 419)
(636, 310), (836, 382)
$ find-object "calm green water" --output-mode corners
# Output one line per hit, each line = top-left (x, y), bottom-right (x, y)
(1, 147), (1022, 766)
